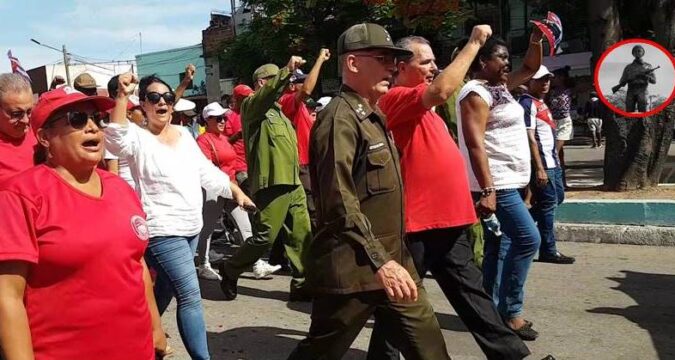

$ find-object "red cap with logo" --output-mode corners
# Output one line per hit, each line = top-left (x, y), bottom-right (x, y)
(31, 86), (116, 134)
(233, 84), (254, 99)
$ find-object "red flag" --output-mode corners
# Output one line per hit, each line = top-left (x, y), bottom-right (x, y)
(7, 50), (32, 82)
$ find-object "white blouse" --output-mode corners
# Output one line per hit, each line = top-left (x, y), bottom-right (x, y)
(456, 80), (531, 192)
(105, 122), (232, 237)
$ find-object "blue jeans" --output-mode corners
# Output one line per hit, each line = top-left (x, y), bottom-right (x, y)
(531, 167), (564, 257)
(145, 235), (210, 360)
(481, 189), (541, 319)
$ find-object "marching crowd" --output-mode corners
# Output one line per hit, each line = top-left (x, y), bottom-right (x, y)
(0, 21), (588, 360)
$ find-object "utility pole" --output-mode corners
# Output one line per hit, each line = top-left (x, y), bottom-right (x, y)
(62, 44), (71, 86)
(231, 0), (237, 36)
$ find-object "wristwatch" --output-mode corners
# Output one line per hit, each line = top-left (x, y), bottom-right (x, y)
(480, 186), (496, 197)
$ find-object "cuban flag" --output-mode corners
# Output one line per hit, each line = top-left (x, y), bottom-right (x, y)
(7, 50), (32, 82)
(530, 11), (563, 56)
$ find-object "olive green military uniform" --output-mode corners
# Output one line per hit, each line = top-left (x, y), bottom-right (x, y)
(221, 65), (311, 293)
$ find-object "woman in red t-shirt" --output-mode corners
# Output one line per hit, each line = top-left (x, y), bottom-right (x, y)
(195, 102), (260, 280)
(0, 87), (167, 359)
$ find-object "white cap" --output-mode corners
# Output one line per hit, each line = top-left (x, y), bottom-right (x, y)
(532, 65), (554, 80)
(201, 102), (228, 119)
(316, 96), (331, 112)
(174, 98), (196, 112)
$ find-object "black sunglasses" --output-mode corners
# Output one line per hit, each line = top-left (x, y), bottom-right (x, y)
(145, 91), (176, 105)
(48, 111), (108, 129)
(210, 115), (226, 123)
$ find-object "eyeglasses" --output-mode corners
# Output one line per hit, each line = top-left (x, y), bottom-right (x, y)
(353, 54), (397, 66)
(210, 115), (226, 123)
(2, 108), (31, 123)
(144, 91), (176, 105)
(48, 111), (108, 129)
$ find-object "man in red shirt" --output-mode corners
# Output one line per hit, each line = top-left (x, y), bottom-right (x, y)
(278, 48), (330, 230)
(225, 85), (253, 193)
(0, 73), (36, 186)
(372, 30), (531, 359)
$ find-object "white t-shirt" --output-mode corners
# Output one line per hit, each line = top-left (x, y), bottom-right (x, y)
(105, 122), (232, 237)
(519, 94), (559, 170)
(456, 80), (531, 191)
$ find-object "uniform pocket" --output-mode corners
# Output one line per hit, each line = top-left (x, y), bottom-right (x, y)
(366, 147), (396, 195)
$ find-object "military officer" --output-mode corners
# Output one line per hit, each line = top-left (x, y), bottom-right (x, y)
(612, 44), (657, 112)
(287, 23), (450, 360)
(219, 57), (313, 302)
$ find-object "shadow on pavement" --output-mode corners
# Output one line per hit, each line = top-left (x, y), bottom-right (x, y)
(207, 326), (367, 360)
(200, 279), (290, 302)
(587, 270), (675, 360)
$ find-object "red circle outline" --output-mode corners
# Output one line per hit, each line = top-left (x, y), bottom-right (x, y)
(593, 38), (675, 118)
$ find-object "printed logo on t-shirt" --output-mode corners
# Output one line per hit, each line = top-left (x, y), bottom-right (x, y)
(130, 215), (149, 241)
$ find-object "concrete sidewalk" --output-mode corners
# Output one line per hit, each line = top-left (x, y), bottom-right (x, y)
(162, 242), (675, 360)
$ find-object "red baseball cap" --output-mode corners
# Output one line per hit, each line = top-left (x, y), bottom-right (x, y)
(233, 84), (254, 99)
(31, 86), (116, 134)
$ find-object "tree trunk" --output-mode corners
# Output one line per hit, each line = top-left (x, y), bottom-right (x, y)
(592, 0), (675, 190)
(604, 106), (675, 190)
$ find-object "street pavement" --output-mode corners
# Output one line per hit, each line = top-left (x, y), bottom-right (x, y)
(564, 138), (675, 187)
(162, 242), (675, 360)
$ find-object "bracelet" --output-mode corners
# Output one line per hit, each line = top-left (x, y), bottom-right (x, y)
(480, 186), (496, 197)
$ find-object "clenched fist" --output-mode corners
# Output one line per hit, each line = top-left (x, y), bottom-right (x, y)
(469, 25), (493, 47)
(318, 48), (331, 62)
(184, 64), (196, 82)
(287, 56), (306, 72)
(117, 72), (138, 97)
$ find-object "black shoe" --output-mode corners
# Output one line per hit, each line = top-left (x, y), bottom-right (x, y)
(513, 322), (539, 341)
(538, 252), (575, 264)
(289, 289), (313, 302)
(218, 264), (238, 301)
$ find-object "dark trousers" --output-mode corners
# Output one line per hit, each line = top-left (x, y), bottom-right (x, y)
(288, 288), (450, 360)
(626, 89), (648, 112)
(368, 227), (530, 360)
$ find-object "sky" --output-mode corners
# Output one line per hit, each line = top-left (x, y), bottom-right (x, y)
(1, 0), (232, 71)
(597, 42), (675, 99)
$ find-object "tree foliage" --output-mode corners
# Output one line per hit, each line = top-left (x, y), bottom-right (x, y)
(221, 0), (473, 84)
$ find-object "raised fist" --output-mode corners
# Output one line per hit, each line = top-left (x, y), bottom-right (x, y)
(184, 64), (196, 82)
(318, 48), (331, 62)
(117, 72), (138, 97)
(469, 25), (492, 47)
(287, 56), (306, 72)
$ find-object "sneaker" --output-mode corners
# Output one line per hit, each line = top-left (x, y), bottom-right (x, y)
(197, 264), (222, 281)
(538, 252), (575, 264)
(252, 259), (282, 279)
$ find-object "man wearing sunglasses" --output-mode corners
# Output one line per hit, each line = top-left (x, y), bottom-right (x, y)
(289, 23), (449, 360)
(219, 56), (314, 303)
(0, 73), (36, 186)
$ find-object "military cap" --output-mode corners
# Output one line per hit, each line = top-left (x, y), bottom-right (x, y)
(253, 64), (280, 82)
(337, 23), (412, 56)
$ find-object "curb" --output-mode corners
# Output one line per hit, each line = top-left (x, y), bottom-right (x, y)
(556, 223), (675, 246)
(557, 200), (675, 227)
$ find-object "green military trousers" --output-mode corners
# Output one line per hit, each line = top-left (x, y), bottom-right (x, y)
(287, 287), (450, 360)
(223, 184), (311, 291)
